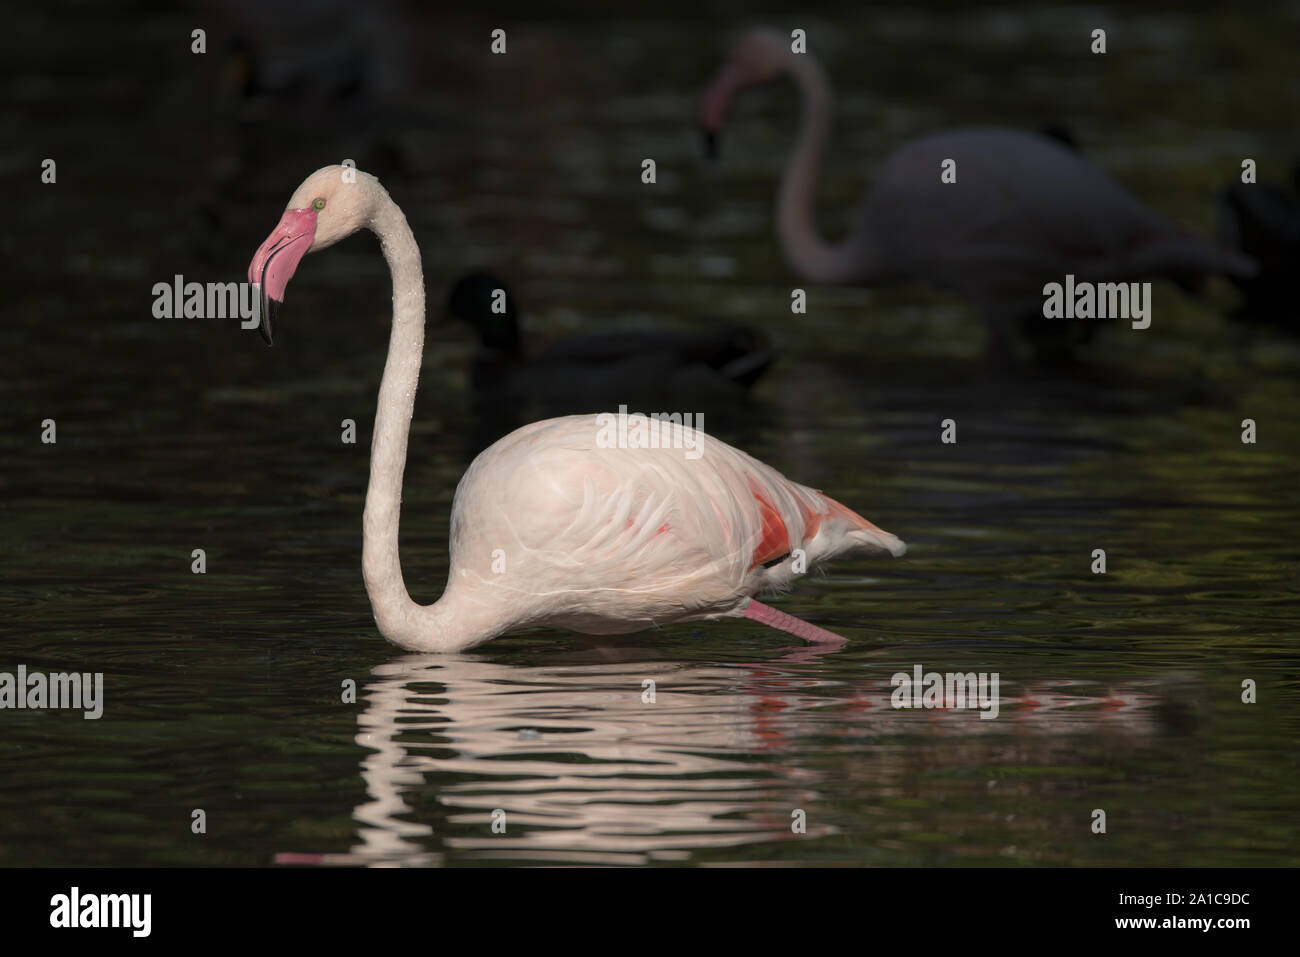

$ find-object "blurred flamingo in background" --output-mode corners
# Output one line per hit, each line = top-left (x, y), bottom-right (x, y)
(699, 28), (1257, 357)
(247, 166), (905, 653)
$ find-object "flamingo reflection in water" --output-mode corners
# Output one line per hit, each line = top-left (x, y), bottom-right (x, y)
(275, 649), (1185, 867)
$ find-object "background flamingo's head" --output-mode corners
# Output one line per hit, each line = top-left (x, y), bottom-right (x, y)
(699, 28), (794, 155)
(247, 165), (380, 345)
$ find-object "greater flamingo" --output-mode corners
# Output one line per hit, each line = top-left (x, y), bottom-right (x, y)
(247, 166), (905, 653)
(699, 28), (1257, 348)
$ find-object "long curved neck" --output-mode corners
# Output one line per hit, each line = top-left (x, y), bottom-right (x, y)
(777, 54), (875, 284)
(360, 191), (508, 653)
(361, 191), (427, 644)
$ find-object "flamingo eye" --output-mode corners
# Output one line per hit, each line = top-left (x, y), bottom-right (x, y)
(312, 198), (326, 211)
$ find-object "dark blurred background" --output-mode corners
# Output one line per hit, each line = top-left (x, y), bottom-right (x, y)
(1, 1), (1297, 866)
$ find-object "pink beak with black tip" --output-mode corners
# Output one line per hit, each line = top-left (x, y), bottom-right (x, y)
(699, 62), (744, 160)
(247, 207), (319, 345)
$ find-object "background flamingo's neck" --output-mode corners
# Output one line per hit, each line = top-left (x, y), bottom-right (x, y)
(361, 187), (429, 646)
(777, 54), (876, 284)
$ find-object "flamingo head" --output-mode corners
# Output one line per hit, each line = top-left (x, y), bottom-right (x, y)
(247, 165), (379, 345)
(699, 28), (793, 157)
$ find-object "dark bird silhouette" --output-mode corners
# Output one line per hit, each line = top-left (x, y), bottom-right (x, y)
(1217, 161), (1300, 327)
(446, 272), (775, 449)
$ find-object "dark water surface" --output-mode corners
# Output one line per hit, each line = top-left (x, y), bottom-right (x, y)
(2, 3), (1298, 865)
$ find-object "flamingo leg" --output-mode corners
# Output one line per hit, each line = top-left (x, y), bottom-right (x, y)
(742, 600), (848, 646)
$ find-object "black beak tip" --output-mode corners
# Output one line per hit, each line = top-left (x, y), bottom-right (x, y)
(702, 129), (718, 160)
(259, 296), (279, 346)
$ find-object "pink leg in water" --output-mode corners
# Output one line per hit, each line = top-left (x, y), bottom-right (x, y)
(742, 600), (848, 645)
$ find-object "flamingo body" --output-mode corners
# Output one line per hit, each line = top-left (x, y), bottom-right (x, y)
(441, 413), (904, 646)
(855, 127), (1246, 314)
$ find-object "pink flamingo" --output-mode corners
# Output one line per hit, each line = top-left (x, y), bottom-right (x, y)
(247, 166), (906, 653)
(700, 28), (1257, 348)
